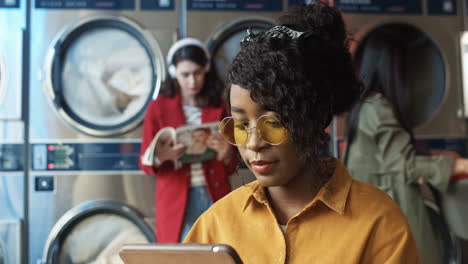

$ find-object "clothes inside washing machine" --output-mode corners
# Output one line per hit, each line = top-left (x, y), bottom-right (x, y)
(61, 27), (152, 127)
(42, 200), (155, 264)
(57, 214), (149, 264)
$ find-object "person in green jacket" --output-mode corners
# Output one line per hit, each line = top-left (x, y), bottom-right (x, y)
(345, 27), (468, 264)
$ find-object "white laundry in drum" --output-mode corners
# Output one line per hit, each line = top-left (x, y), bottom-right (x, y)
(58, 214), (149, 264)
(62, 28), (152, 126)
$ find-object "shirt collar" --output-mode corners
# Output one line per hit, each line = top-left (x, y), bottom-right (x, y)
(241, 181), (267, 212)
(314, 159), (352, 215)
(241, 158), (352, 215)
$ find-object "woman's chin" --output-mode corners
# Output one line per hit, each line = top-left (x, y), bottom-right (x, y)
(255, 174), (281, 187)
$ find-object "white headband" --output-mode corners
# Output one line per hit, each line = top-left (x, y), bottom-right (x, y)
(166, 37), (211, 78)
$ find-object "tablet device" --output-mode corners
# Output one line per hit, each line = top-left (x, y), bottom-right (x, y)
(119, 243), (243, 264)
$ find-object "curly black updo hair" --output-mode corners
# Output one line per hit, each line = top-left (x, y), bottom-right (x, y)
(228, 2), (359, 163)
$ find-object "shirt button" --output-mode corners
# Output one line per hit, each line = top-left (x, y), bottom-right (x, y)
(215, 182), (220, 187)
(209, 169), (214, 174)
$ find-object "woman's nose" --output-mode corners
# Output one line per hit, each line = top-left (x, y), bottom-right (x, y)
(246, 128), (268, 151)
(188, 75), (196, 84)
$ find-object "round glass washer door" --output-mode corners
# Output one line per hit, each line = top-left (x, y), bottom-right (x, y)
(42, 200), (155, 264)
(207, 18), (273, 82)
(45, 15), (165, 137)
(354, 23), (446, 128)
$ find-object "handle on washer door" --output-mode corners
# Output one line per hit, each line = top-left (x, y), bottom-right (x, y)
(51, 41), (64, 109)
(21, 28), (27, 121)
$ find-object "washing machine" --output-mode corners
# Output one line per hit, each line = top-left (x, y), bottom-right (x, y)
(0, 0), (27, 263)
(28, 1), (178, 263)
(324, 0), (465, 154)
(320, 0), (465, 148)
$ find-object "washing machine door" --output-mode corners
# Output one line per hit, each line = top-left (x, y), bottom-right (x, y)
(0, 29), (23, 121)
(354, 23), (446, 128)
(207, 18), (273, 82)
(42, 200), (155, 264)
(44, 15), (165, 137)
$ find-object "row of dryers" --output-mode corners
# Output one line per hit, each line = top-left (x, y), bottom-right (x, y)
(2, 0), (284, 263)
(1, 0), (468, 263)
(1, 0), (27, 263)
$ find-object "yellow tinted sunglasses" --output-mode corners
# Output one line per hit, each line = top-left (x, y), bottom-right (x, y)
(219, 115), (287, 146)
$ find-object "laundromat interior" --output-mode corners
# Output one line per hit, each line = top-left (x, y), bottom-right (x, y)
(1, 0), (468, 263)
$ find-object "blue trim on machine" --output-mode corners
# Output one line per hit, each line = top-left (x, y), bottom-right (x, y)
(31, 142), (141, 171)
(35, 0), (135, 9)
(188, 0), (283, 11)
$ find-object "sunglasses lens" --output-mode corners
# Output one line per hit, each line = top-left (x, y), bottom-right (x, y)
(220, 117), (248, 145)
(257, 116), (287, 145)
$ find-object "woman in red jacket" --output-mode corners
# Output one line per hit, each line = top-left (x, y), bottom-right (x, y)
(139, 38), (237, 242)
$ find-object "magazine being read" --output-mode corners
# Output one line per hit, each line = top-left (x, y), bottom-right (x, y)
(141, 122), (221, 168)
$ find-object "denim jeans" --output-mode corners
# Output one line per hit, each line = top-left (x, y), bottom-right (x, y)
(179, 185), (212, 242)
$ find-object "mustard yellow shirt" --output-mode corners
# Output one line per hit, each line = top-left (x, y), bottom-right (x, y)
(184, 159), (420, 264)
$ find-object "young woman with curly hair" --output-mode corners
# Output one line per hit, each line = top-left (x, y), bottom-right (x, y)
(184, 3), (420, 263)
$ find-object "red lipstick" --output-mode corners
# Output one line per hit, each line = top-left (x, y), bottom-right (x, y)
(251, 160), (277, 174)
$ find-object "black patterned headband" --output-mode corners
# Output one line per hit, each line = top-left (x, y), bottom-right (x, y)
(241, 25), (306, 45)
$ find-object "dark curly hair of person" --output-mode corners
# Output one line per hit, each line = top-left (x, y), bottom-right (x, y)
(160, 45), (224, 107)
(278, 2), (349, 50)
(228, 3), (359, 163)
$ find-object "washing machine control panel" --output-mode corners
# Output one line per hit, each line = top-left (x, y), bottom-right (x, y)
(35, 0), (135, 9)
(31, 142), (140, 171)
(333, 138), (468, 159)
(188, 0), (282, 11)
(414, 138), (468, 157)
(333, 0), (423, 14)
(0, 0), (19, 8)
(141, 0), (174, 10)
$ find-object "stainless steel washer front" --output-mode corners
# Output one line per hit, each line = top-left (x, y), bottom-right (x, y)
(43, 15), (165, 137)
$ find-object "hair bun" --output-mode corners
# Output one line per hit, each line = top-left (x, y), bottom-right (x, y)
(279, 2), (348, 50)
